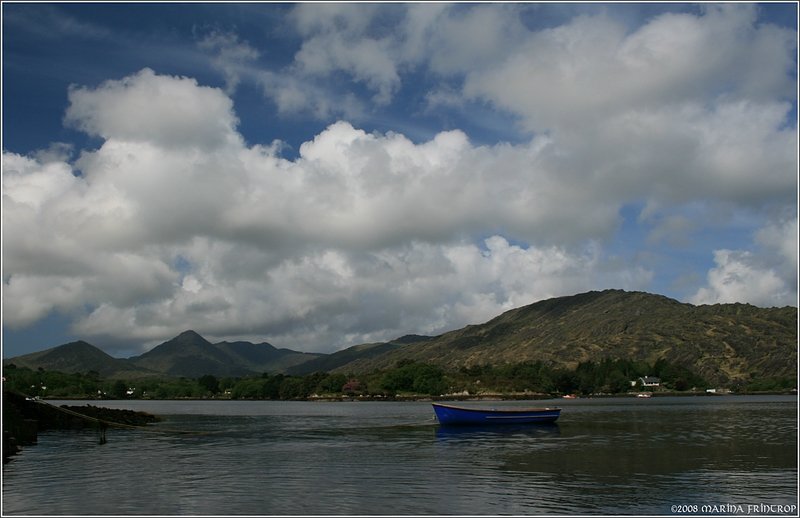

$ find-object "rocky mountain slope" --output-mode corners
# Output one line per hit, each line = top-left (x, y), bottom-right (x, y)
(325, 290), (797, 385)
(4, 290), (796, 385)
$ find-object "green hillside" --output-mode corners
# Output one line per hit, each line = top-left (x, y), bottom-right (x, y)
(325, 290), (797, 385)
(3, 290), (796, 386)
(287, 335), (432, 375)
(5, 341), (157, 379)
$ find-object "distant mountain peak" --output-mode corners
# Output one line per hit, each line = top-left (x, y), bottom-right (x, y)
(171, 330), (212, 345)
(45, 340), (113, 358)
(2, 339), (155, 378)
(177, 330), (205, 339)
(60, 340), (103, 350)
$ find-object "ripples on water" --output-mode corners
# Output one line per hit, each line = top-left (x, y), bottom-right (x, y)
(2, 396), (796, 515)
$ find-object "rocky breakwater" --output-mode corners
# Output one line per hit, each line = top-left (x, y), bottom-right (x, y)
(3, 390), (160, 462)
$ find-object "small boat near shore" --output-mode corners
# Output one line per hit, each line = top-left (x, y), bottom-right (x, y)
(432, 402), (561, 425)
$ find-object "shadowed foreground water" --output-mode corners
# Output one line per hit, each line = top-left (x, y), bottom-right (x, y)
(2, 396), (796, 515)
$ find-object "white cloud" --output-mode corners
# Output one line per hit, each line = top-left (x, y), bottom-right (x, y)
(239, 4), (404, 109)
(405, 4), (527, 76)
(4, 4), (112, 41)
(197, 30), (260, 93)
(756, 217), (798, 277)
(195, 29), (367, 120)
(463, 5), (796, 133)
(294, 33), (400, 105)
(691, 250), (794, 308)
(195, 5), (526, 115)
(33, 142), (74, 164)
(2, 69), (657, 352)
(64, 68), (242, 149)
(198, 5), (795, 223)
(290, 3), (381, 38)
(62, 236), (652, 353)
(691, 216), (798, 307)
(193, 4), (796, 144)
(4, 2), (797, 354)
(566, 100), (797, 209)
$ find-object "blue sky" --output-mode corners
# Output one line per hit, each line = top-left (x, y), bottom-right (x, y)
(2, 2), (798, 358)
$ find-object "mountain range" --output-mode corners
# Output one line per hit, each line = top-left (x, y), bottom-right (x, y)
(4, 290), (797, 385)
(5, 330), (321, 379)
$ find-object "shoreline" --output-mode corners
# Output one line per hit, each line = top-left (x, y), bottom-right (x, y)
(36, 389), (797, 403)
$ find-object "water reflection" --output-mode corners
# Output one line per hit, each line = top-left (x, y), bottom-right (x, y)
(435, 422), (561, 441)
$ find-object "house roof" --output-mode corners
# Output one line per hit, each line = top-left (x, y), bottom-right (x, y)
(639, 376), (661, 383)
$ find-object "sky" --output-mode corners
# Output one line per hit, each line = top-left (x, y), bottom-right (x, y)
(2, 2), (798, 359)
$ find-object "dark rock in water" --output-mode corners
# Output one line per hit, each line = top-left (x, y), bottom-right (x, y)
(3, 398), (39, 462)
(58, 404), (160, 428)
(3, 390), (160, 462)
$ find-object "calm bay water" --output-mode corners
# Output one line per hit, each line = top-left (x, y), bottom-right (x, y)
(2, 395), (797, 515)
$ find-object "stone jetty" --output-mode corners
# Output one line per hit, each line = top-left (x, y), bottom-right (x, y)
(3, 390), (160, 462)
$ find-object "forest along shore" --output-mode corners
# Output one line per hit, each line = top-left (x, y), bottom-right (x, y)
(2, 390), (160, 463)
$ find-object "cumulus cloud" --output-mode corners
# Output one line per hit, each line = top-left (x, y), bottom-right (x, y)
(463, 5), (796, 132)
(195, 4), (797, 243)
(196, 4), (527, 116)
(290, 4), (401, 104)
(691, 251), (793, 308)
(63, 236), (652, 352)
(211, 4), (794, 133)
(691, 217), (797, 307)
(64, 68), (242, 150)
(413, 5), (527, 76)
(2, 69), (657, 353)
(4, 3), (797, 354)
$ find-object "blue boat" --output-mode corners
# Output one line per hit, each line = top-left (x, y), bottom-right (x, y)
(432, 402), (561, 425)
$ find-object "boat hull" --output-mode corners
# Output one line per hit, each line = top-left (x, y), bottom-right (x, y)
(432, 403), (561, 425)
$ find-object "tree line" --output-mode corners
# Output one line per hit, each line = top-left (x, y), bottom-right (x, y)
(2, 358), (793, 400)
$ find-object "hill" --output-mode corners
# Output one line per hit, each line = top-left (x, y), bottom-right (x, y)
(324, 290), (797, 385)
(127, 330), (322, 378)
(4, 341), (158, 379)
(3, 331), (321, 379)
(3, 290), (796, 385)
(214, 340), (320, 373)
(287, 335), (433, 375)
(131, 330), (248, 377)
